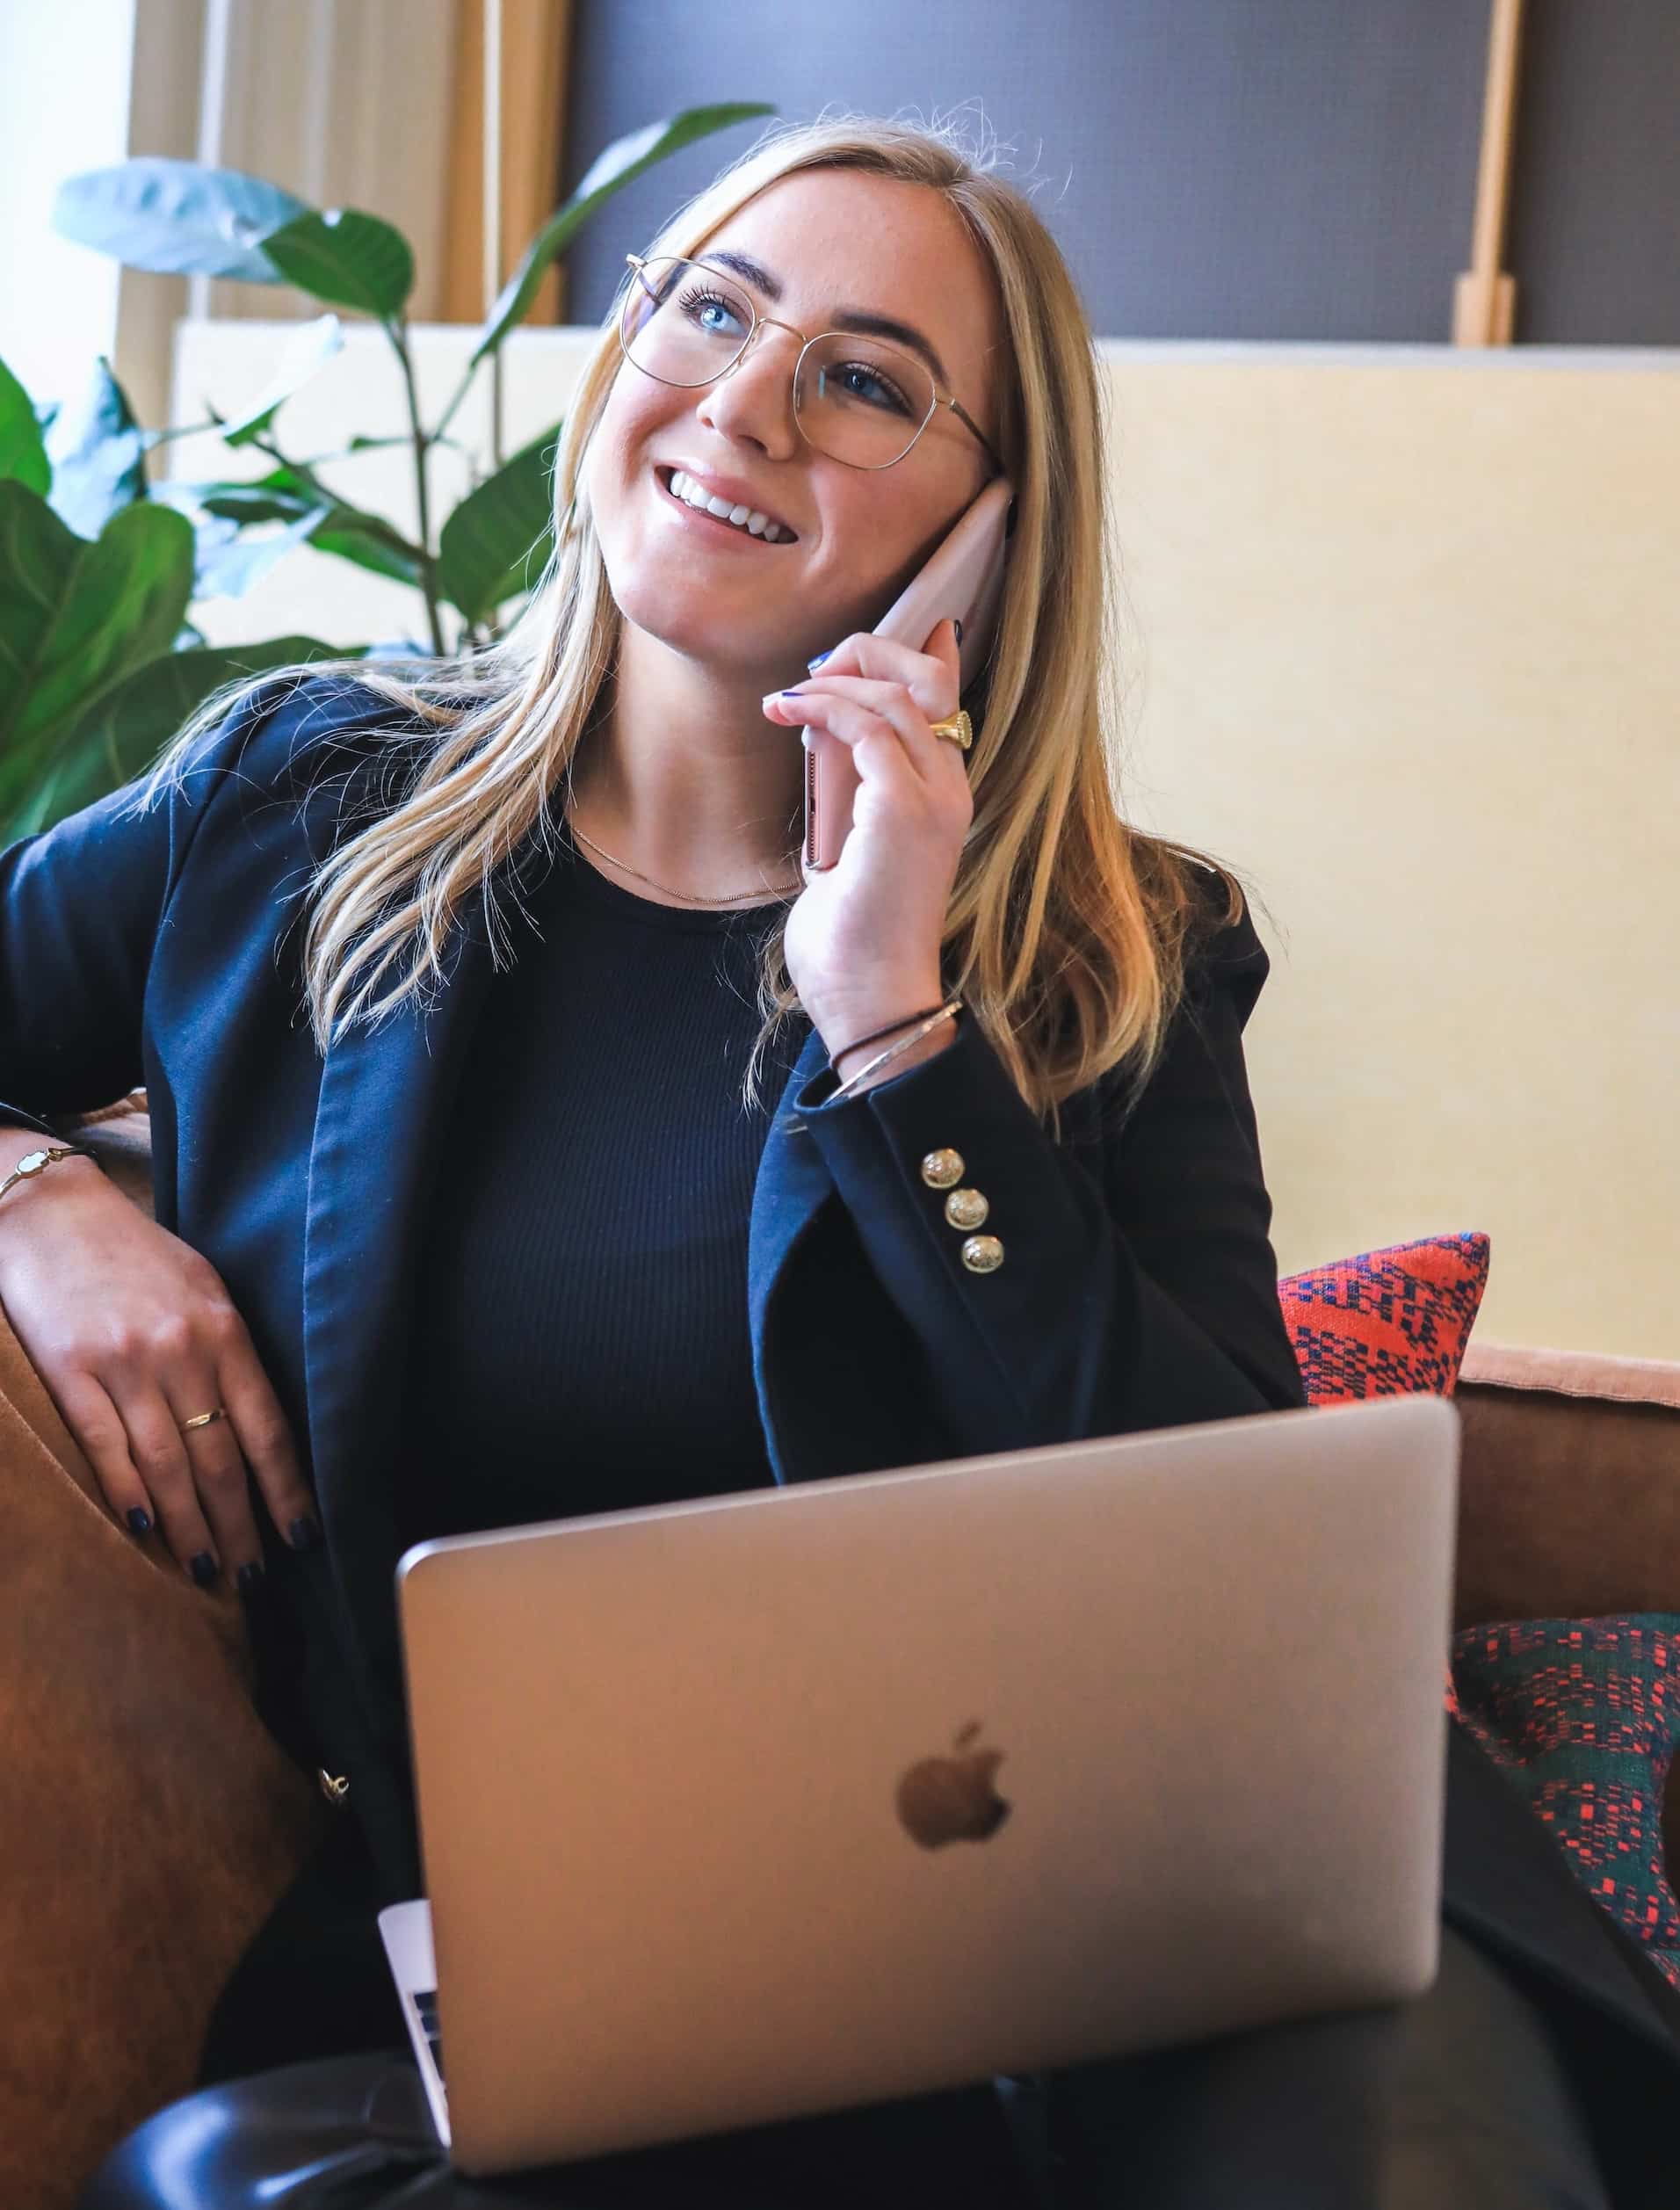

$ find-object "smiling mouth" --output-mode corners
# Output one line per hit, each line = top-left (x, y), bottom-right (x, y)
(655, 467), (797, 545)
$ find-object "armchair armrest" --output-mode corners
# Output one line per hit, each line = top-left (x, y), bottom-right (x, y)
(1454, 1342), (1680, 1629)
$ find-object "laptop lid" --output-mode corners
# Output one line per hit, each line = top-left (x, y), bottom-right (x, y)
(395, 1392), (1458, 2175)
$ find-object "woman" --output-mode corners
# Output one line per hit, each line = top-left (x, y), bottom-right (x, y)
(4, 114), (1677, 2209)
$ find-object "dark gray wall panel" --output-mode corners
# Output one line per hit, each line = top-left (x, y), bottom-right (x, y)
(562, 0), (1489, 341)
(1508, 0), (1680, 344)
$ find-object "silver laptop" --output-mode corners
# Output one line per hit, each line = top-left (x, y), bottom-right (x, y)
(380, 1391), (1458, 2175)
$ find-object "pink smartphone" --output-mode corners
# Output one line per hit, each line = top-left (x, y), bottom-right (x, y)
(802, 475), (1015, 872)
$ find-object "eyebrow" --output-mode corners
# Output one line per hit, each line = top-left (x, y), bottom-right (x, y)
(701, 249), (953, 391)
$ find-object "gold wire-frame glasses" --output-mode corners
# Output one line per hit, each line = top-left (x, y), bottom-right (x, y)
(619, 252), (1003, 475)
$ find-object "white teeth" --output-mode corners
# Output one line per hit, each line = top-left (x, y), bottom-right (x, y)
(667, 468), (788, 542)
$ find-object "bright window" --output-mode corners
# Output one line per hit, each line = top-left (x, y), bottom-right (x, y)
(0, 0), (138, 408)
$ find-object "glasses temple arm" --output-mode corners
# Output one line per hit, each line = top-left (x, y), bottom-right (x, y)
(946, 394), (1006, 475)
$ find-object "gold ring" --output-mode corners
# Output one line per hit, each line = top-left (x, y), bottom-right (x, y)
(928, 709), (973, 751)
(179, 1407), (228, 1432)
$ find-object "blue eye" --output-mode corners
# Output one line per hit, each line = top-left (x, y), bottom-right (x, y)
(825, 360), (915, 417)
(677, 283), (748, 338)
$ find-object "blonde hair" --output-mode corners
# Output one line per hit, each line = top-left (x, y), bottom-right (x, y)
(135, 110), (1251, 1140)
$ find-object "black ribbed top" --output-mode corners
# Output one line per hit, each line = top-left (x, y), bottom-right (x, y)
(395, 821), (810, 1547)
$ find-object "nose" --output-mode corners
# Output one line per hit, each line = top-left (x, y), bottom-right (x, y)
(694, 319), (801, 459)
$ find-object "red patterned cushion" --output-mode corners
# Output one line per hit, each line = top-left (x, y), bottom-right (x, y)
(1278, 1233), (1491, 1403)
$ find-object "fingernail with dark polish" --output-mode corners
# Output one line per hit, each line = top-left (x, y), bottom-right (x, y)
(288, 1514), (323, 1553)
(126, 1507), (152, 1538)
(806, 649), (832, 672)
(189, 1551), (219, 1587)
(953, 618), (964, 645)
(236, 1561), (265, 1593)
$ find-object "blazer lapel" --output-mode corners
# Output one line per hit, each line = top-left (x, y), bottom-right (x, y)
(747, 1021), (839, 1481)
(297, 924), (840, 1895)
(301, 888), (498, 1769)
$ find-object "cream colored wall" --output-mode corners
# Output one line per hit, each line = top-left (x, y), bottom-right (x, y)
(1099, 344), (1679, 1363)
(170, 322), (1680, 1359)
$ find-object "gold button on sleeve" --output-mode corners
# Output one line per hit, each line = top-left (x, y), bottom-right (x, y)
(944, 1187), (989, 1231)
(318, 1769), (351, 1806)
(961, 1235), (1005, 1273)
(920, 1148), (965, 1190)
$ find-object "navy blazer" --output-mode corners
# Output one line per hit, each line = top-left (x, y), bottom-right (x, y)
(6, 676), (1679, 2127)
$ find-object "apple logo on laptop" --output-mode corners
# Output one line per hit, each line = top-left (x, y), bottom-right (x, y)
(895, 1721), (1010, 1848)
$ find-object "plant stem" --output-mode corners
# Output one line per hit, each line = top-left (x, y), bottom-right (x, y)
(385, 316), (447, 657)
(141, 417), (226, 450)
(243, 434), (431, 566)
(431, 351), (483, 448)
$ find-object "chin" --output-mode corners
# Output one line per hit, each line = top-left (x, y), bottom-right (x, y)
(614, 577), (764, 671)
(601, 545), (790, 672)
(609, 559), (723, 646)
(597, 532), (695, 631)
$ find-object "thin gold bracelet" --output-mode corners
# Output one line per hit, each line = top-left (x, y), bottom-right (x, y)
(828, 996), (965, 1105)
(0, 1142), (96, 1207)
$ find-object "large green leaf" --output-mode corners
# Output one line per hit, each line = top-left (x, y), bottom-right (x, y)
(473, 104), (774, 364)
(15, 635), (345, 837)
(436, 423), (563, 622)
(52, 158), (308, 281)
(0, 487), (194, 798)
(45, 357), (147, 540)
(170, 460), (325, 525)
(222, 314), (344, 446)
(192, 480), (319, 526)
(162, 464), (424, 591)
(261, 209), (415, 317)
(0, 357), (50, 495)
(307, 519), (424, 590)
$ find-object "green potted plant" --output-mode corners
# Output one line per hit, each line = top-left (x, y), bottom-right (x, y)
(0, 103), (771, 844)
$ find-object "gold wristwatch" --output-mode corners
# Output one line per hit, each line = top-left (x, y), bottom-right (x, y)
(0, 1143), (96, 1206)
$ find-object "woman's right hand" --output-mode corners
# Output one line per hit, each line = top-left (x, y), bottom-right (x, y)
(0, 1156), (320, 1589)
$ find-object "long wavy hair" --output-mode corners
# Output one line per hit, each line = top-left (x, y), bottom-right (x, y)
(134, 110), (1252, 1141)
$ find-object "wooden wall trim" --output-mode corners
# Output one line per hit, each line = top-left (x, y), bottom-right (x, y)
(440, 0), (574, 325)
(1453, 0), (1525, 344)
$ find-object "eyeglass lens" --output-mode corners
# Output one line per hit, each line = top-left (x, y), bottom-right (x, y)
(621, 257), (937, 469)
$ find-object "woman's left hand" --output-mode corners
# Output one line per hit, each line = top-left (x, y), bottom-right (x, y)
(766, 617), (971, 1050)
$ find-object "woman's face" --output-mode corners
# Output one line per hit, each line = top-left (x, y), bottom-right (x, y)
(584, 169), (1005, 681)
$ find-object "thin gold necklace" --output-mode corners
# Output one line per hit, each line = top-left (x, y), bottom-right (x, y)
(565, 808), (803, 908)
